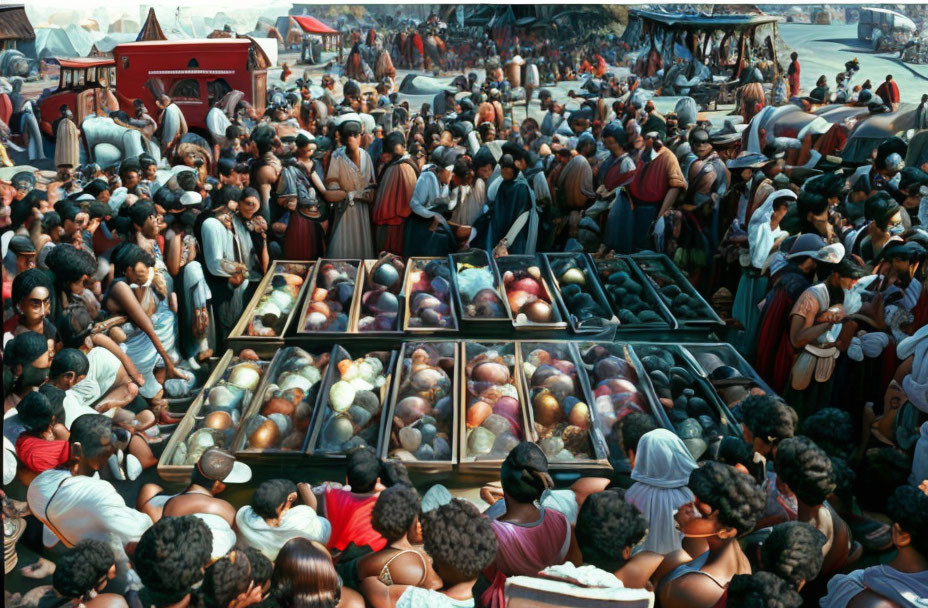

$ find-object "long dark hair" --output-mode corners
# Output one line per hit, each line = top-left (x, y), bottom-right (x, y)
(269, 539), (340, 608)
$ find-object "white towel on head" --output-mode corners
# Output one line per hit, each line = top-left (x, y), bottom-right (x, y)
(898, 325), (928, 413)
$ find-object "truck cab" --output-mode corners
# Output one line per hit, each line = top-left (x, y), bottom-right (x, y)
(38, 57), (116, 136)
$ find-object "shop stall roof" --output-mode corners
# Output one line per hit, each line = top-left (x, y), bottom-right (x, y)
(0, 5), (36, 42)
(292, 15), (338, 35)
(629, 9), (779, 30)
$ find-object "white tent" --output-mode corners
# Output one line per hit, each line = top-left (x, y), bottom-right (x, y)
(35, 28), (80, 59)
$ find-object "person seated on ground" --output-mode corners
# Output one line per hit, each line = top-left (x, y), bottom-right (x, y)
(134, 515), (214, 608)
(726, 571), (803, 608)
(36, 384), (73, 439)
(362, 498), (498, 608)
(320, 446), (388, 558)
(26, 413), (153, 585)
(479, 442), (581, 608)
(15, 391), (70, 477)
(356, 484), (440, 591)
(656, 462), (767, 608)
(34, 539), (127, 608)
(4, 330), (53, 415)
(759, 521), (826, 595)
(136, 447), (250, 559)
(235, 478), (331, 561)
(575, 488), (664, 590)
(626, 429), (698, 555)
(199, 549), (265, 608)
(820, 485), (928, 608)
(774, 436), (860, 576)
(269, 538), (365, 608)
(55, 306), (150, 428)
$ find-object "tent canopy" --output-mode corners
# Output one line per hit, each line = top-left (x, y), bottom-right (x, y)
(292, 16), (338, 35)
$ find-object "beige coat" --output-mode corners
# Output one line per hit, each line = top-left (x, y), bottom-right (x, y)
(54, 117), (80, 168)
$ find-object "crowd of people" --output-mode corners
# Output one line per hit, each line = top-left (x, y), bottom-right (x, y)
(2, 9), (928, 608)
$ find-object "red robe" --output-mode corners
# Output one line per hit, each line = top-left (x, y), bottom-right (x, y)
(372, 157), (418, 254)
(875, 80), (900, 105)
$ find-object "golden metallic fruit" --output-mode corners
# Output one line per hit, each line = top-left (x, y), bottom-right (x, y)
(568, 401), (591, 430)
(261, 397), (295, 418)
(522, 300), (553, 323)
(533, 391), (563, 426)
(249, 419), (281, 449)
(204, 411), (233, 430)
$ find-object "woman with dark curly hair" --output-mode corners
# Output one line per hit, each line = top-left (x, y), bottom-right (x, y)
(727, 571), (803, 608)
(736, 395), (796, 460)
(265, 538), (364, 608)
(200, 549), (264, 608)
(821, 485), (928, 608)
(656, 462), (766, 608)
(575, 489), (663, 589)
(760, 521), (826, 590)
(361, 498), (498, 608)
(35, 539), (124, 608)
(356, 485), (439, 590)
(775, 436), (860, 576)
(135, 515), (214, 608)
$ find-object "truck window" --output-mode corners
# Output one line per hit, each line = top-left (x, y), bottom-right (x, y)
(170, 78), (202, 101)
(207, 78), (233, 106)
(62, 69), (73, 89)
(76, 70), (86, 88)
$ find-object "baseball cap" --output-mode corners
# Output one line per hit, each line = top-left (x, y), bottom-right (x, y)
(9, 235), (36, 256)
(197, 447), (252, 484)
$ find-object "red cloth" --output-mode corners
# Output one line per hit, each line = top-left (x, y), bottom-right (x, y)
(0, 93), (11, 126)
(16, 435), (71, 474)
(323, 488), (385, 553)
(875, 80), (900, 104)
(412, 33), (424, 58)
(755, 288), (796, 394)
(372, 159), (418, 255)
(787, 60), (800, 98)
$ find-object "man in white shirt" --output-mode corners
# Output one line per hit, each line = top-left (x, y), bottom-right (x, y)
(27, 413), (152, 589)
(236, 478), (331, 560)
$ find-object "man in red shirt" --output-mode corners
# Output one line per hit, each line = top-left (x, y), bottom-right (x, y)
(319, 446), (387, 556)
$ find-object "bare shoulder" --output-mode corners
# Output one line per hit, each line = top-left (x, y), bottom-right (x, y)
(658, 571), (725, 608)
(85, 593), (129, 608)
(847, 590), (902, 608)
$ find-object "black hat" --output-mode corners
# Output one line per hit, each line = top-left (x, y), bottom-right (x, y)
(9, 235), (36, 255)
(879, 240), (927, 263)
(502, 141), (530, 164)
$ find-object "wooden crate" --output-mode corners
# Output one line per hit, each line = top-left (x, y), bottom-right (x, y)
(227, 260), (314, 348)
(402, 257), (459, 334)
(296, 259), (364, 335)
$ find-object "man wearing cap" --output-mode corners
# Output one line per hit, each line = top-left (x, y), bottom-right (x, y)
(27, 413), (152, 589)
(54, 105), (81, 182)
(326, 115), (376, 259)
(784, 256), (868, 418)
(371, 131), (420, 254)
(7, 234), (37, 275)
(628, 132), (686, 251)
(137, 447), (249, 559)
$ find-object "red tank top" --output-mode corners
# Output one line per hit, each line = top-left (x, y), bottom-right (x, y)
(324, 487), (386, 553)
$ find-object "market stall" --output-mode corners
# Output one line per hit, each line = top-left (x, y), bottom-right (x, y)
(159, 252), (761, 488)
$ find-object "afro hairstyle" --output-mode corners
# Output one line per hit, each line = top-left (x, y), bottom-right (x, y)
(202, 550), (253, 608)
(380, 459), (413, 488)
(738, 395), (795, 445)
(135, 515), (213, 605)
(716, 436), (766, 485)
(760, 522), (826, 587)
(799, 408), (854, 459)
(688, 462), (766, 534)
(775, 436), (836, 507)
(420, 498), (497, 579)
(576, 489), (649, 571)
(727, 572), (803, 608)
(887, 485), (928, 557)
(52, 539), (116, 599)
(371, 484), (421, 541)
(251, 479), (297, 520)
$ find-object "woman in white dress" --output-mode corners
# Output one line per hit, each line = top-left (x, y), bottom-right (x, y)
(326, 115), (376, 259)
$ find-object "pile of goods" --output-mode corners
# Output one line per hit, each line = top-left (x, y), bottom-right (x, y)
(544, 254), (612, 329)
(171, 350), (268, 465)
(405, 258), (458, 330)
(452, 252), (507, 321)
(636, 345), (728, 459)
(594, 258), (668, 326)
(520, 343), (595, 461)
(577, 344), (652, 435)
(241, 347), (330, 451)
(463, 344), (524, 461)
(315, 349), (393, 454)
(357, 257), (405, 333)
(497, 258), (559, 326)
(634, 256), (711, 322)
(247, 265), (309, 336)
(387, 343), (455, 462)
(302, 261), (359, 332)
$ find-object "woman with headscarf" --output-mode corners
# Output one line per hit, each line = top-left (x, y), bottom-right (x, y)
(480, 442), (579, 608)
(326, 116), (376, 259)
(280, 133), (340, 261)
(625, 429), (698, 555)
(372, 131), (419, 255)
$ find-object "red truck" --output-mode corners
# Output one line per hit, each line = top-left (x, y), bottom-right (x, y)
(39, 38), (268, 137)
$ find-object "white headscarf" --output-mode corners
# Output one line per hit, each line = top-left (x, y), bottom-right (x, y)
(625, 429), (698, 554)
(897, 325), (928, 413)
(748, 189), (794, 269)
